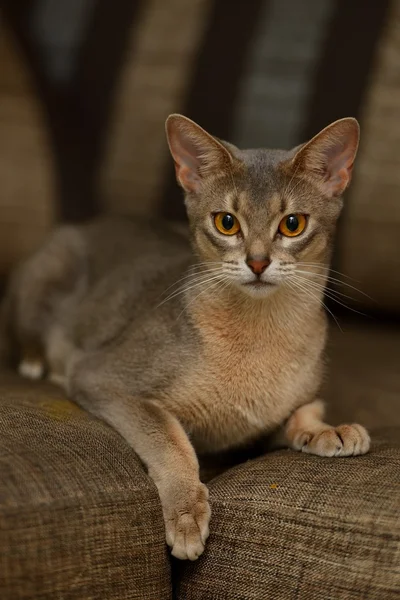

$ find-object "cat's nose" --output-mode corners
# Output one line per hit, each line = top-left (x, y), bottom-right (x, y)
(246, 257), (271, 275)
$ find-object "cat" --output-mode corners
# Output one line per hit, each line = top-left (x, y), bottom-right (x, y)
(0, 114), (370, 561)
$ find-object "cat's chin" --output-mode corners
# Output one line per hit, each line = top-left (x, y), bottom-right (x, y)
(239, 281), (278, 299)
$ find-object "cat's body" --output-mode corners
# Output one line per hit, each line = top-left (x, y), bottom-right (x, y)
(1, 115), (370, 561)
(4, 217), (325, 452)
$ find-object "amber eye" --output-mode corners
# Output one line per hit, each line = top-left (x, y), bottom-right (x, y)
(278, 214), (307, 237)
(214, 212), (241, 236)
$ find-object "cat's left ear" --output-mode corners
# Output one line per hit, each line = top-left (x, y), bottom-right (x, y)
(289, 118), (360, 198)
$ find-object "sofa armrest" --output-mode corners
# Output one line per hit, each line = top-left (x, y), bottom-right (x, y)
(0, 373), (171, 600)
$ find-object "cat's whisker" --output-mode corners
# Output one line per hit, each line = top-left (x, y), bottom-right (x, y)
(226, 157), (240, 205)
(186, 264), (241, 278)
(160, 267), (224, 296)
(295, 262), (359, 282)
(186, 262), (224, 271)
(293, 272), (358, 302)
(159, 276), (224, 306)
(293, 275), (356, 304)
(282, 157), (302, 199)
(287, 278), (343, 332)
(290, 275), (369, 319)
(294, 268), (373, 301)
(284, 176), (305, 202)
(287, 277), (342, 331)
(157, 273), (227, 308)
(176, 275), (231, 320)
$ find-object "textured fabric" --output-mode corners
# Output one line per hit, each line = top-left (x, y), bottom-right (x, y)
(0, 372), (171, 600)
(177, 428), (400, 600)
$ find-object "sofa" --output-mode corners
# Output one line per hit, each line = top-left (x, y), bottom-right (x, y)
(1, 1), (399, 598)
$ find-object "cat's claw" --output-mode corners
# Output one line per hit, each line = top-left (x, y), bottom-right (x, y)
(298, 424), (370, 457)
(162, 481), (210, 561)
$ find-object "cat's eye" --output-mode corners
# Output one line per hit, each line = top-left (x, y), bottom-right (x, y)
(278, 214), (307, 237)
(214, 212), (241, 236)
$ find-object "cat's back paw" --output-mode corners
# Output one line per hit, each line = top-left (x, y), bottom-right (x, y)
(18, 359), (45, 380)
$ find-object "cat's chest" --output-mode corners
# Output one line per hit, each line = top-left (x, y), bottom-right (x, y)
(168, 317), (323, 451)
(200, 327), (308, 403)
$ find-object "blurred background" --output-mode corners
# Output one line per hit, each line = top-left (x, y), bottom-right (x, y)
(1, 0), (399, 318)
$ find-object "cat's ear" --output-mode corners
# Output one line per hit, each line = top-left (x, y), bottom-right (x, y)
(166, 114), (234, 193)
(290, 118), (360, 198)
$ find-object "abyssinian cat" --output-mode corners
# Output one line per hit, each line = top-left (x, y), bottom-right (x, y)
(0, 114), (370, 560)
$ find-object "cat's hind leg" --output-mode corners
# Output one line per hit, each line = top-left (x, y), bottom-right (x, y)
(18, 354), (45, 380)
(285, 399), (370, 457)
(8, 226), (86, 380)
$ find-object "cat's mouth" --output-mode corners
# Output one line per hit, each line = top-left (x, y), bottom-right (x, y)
(243, 280), (276, 288)
(240, 279), (278, 297)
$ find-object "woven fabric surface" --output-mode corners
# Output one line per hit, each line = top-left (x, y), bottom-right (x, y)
(177, 428), (400, 600)
(0, 371), (171, 600)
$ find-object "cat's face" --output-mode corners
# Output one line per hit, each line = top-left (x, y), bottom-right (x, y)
(166, 115), (359, 298)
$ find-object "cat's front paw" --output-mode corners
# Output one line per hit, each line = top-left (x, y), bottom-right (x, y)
(296, 424), (370, 457)
(161, 480), (211, 561)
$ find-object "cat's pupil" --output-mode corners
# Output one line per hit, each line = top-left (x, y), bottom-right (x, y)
(222, 214), (234, 230)
(286, 215), (299, 232)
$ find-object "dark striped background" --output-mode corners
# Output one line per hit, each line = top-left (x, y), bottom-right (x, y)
(4, 0), (390, 221)
(3, 0), (400, 312)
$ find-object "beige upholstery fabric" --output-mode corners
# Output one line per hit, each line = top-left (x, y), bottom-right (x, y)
(177, 428), (400, 600)
(0, 372), (171, 600)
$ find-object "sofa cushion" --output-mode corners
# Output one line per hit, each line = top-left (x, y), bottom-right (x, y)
(325, 317), (400, 428)
(176, 428), (400, 600)
(0, 372), (171, 600)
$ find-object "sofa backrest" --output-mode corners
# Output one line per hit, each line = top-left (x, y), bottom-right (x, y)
(1, 0), (399, 314)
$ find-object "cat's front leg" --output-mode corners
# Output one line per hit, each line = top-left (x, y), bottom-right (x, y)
(91, 398), (210, 560)
(69, 364), (210, 560)
(285, 399), (370, 457)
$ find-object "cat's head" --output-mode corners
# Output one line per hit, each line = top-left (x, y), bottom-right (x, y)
(166, 114), (359, 298)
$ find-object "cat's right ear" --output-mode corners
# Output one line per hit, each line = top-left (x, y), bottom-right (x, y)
(165, 114), (234, 193)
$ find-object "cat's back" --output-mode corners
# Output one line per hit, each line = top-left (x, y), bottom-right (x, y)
(5, 216), (193, 376)
(82, 216), (191, 281)
(61, 216), (193, 351)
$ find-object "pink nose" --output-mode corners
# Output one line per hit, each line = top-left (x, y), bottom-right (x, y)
(246, 257), (271, 275)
